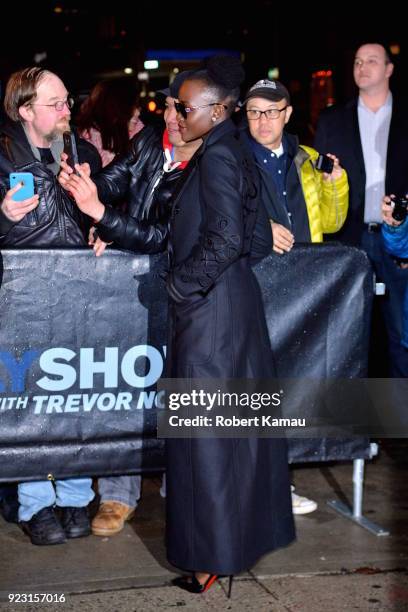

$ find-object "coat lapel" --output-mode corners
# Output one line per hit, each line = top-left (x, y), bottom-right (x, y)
(347, 99), (365, 180)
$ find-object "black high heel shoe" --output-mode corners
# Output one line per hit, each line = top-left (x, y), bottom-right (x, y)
(173, 574), (233, 598)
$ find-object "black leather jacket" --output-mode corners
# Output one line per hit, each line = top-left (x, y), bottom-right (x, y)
(94, 125), (183, 224)
(0, 120), (101, 247)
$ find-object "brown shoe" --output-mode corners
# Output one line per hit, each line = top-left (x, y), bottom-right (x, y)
(91, 501), (135, 536)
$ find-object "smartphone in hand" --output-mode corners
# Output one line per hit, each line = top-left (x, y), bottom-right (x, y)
(315, 154), (334, 174)
(63, 131), (79, 174)
(9, 172), (35, 201)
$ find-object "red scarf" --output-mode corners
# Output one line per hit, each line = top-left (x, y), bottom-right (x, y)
(163, 129), (189, 170)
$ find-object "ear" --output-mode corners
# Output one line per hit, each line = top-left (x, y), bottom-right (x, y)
(211, 103), (226, 122)
(18, 104), (33, 123)
(284, 105), (293, 125)
(385, 62), (394, 79)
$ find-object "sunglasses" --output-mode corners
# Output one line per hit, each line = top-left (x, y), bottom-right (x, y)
(174, 101), (228, 119)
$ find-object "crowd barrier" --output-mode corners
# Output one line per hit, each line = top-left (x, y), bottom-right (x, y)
(0, 244), (373, 481)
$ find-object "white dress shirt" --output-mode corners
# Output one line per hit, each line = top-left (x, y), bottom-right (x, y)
(358, 93), (392, 223)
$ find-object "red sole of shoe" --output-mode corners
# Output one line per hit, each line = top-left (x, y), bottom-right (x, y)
(203, 575), (218, 592)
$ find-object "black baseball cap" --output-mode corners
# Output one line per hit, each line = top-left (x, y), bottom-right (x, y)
(244, 79), (291, 105)
(157, 70), (195, 98)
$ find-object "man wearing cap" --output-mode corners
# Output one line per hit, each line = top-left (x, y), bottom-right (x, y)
(243, 79), (349, 514)
(243, 79), (348, 255)
(60, 70), (203, 536)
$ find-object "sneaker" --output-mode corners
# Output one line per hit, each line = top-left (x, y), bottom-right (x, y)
(21, 506), (66, 546)
(60, 506), (91, 539)
(91, 501), (135, 536)
(291, 486), (317, 515)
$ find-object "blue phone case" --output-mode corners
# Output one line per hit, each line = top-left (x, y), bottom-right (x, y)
(9, 172), (35, 201)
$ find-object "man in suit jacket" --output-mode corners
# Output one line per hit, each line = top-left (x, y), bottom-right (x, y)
(314, 43), (408, 377)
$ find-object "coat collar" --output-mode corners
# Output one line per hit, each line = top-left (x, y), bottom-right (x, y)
(169, 119), (237, 207)
(344, 98), (365, 176)
(199, 118), (237, 152)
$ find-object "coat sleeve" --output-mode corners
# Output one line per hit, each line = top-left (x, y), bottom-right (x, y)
(319, 170), (349, 233)
(92, 126), (156, 206)
(250, 200), (273, 264)
(167, 145), (244, 303)
(0, 206), (15, 238)
(92, 149), (134, 205)
(382, 218), (408, 258)
(95, 205), (168, 254)
(0, 170), (14, 237)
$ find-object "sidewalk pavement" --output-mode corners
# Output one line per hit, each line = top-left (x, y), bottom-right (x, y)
(1, 440), (407, 611)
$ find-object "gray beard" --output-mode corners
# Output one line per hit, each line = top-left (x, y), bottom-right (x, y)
(46, 127), (67, 143)
(46, 119), (71, 143)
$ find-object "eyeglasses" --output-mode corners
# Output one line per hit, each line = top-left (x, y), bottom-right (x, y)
(30, 97), (75, 112)
(246, 107), (288, 120)
(174, 101), (228, 119)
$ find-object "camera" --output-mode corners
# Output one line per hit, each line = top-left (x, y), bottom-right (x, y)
(392, 196), (408, 222)
(315, 154), (334, 174)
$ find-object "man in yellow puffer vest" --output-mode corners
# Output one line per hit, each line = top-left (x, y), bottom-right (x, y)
(243, 79), (349, 254)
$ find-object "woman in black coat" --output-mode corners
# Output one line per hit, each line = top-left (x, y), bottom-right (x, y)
(162, 56), (295, 595)
(59, 56), (295, 596)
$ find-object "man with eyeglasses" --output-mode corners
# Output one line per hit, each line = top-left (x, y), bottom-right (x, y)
(244, 79), (348, 254)
(243, 79), (349, 514)
(0, 66), (100, 246)
(0, 67), (101, 545)
(314, 43), (408, 378)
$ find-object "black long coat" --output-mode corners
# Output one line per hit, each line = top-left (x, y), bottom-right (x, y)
(165, 119), (295, 575)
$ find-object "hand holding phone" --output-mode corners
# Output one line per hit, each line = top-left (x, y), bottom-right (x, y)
(9, 172), (35, 201)
(63, 131), (79, 174)
(2, 172), (39, 222)
(315, 154), (334, 174)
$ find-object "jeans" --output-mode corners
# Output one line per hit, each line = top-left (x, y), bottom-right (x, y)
(98, 473), (167, 506)
(362, 230), (408, 377)
(18, 478), (94, 522)
(98, 475), (142, 507)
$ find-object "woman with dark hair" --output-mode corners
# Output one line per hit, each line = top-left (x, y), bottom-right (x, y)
(59, 56), (295, 597)
(76, 78), (143, 167)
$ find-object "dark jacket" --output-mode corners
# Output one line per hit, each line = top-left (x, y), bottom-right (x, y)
(314, 96), (408, 245)
(94, 125), (183, 223)
(0, 120), (101, 247)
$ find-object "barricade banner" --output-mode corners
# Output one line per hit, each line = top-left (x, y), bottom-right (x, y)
(0, 244), (373, 481)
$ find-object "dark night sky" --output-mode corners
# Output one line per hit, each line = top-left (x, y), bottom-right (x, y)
(0, 2), (406, 102)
